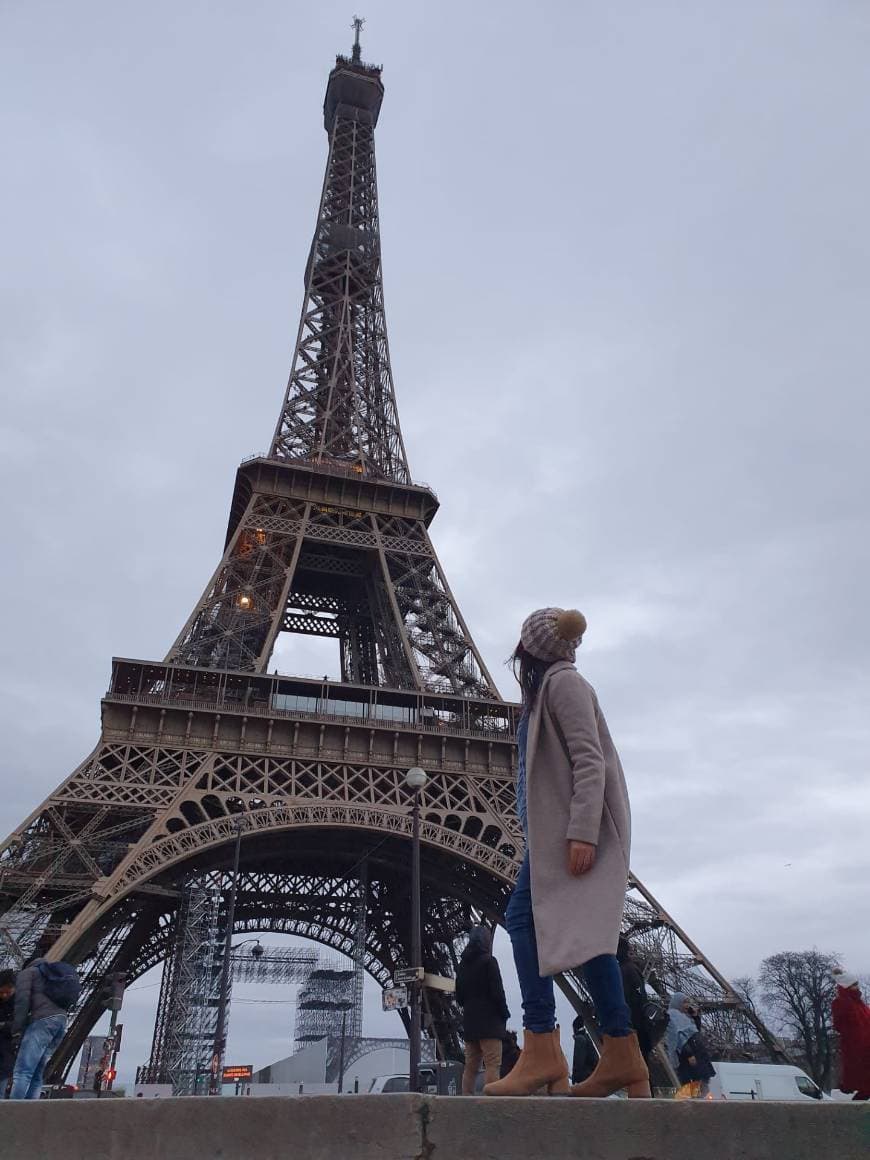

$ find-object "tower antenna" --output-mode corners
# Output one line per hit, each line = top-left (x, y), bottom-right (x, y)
(351, 14), (364, 63)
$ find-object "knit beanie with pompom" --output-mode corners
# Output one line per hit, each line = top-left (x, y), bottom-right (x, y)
(520, 607), (587, 663)
(832, 969), (859, 990)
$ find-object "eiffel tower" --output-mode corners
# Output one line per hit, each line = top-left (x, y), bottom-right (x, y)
(0, 28), (782, 1082)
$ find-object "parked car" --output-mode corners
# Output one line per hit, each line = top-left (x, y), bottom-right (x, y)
(708, 1062), (825, 1102)
(40, 1084), (77, 1100)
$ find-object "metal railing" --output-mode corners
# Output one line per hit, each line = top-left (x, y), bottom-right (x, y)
(106, 691), (514, 743)
(237, 453), (436, 497)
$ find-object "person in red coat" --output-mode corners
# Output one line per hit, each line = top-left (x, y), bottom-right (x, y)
(832, 970), (870, 1100)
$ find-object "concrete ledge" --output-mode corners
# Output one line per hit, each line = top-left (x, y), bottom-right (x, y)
(0, 1094), (868, 1160)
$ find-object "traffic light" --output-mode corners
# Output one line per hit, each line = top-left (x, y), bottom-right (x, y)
(103, 1068), (116, 1084)
(110, 972), (126, 1012)
(97, 971), (127, 1012)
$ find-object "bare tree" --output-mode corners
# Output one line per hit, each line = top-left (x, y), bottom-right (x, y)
(732, 976), (760, 1016)
(759, 950), (840, 1088)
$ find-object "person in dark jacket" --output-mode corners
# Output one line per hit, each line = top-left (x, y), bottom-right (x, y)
(617, 937), (654, 1063)
(500, 1030), (521, 1079)
(571, 1015), (598, 1085)
(0, 970), (16, 1097)
(10, 957), (69, 1100)
(455, 926), (510, 1094)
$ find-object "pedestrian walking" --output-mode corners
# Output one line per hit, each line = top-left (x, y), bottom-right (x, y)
(9, 951), (80, 1100)
(831, 970), (870, 1101)
(0, 970), (16, 1097)
(485, 608), (650, 1099)
(663, 993), (714, 1097)
(455, 925), (511, 1094)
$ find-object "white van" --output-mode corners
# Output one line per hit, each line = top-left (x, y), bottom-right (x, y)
(709, 1062), (824, 1102)
(368, 1074), (410, 1094)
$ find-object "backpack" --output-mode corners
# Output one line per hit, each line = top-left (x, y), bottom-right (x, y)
(37, 961), (81, 1011)
(642, 999), (670, 1046)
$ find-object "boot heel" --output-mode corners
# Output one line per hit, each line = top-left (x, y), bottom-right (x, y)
(626, 1080), (652, 1098)
(547, 1076), (571, 1096)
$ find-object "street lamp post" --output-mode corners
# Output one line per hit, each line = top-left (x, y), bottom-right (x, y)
(404, 766), (428, 1093)
(337, 1007), (348, 1094)
(210, 816), (244, 1095)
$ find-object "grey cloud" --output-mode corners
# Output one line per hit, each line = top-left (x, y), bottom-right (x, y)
(2, 0), (868, 1081)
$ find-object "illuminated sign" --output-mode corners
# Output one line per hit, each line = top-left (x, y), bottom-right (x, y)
(222, 1065), (253, 1082)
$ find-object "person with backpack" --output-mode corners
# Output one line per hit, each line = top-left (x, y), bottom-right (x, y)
(10, 948), (80, 1100)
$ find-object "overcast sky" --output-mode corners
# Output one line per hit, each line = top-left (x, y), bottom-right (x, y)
(2, 1), (869, 1086)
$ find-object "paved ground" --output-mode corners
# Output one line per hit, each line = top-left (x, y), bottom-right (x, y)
(0, 1093), (868, 1159)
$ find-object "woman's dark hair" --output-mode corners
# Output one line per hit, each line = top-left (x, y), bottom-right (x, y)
(0, 968), (15, 988)
(510, 641), (554, 711)
(460, 925), (492, 962)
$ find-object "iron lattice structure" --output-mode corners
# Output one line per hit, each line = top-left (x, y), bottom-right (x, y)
(0, 33), (782, 1081)
(294, 964), (356, 1048)
(147, 875), (224, 1095)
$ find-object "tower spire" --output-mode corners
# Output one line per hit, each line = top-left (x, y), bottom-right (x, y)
(351, 15), (364, 64)
(270, 33), (401, 481)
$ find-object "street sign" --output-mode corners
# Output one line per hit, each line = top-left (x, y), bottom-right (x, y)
(395, 967), (424, 984)
(382, 985), (409, 1011)
(222, 1065), (253, 1082)
(422, 973), (455, 993)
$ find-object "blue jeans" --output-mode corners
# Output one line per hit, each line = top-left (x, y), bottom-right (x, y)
(10, 1015), (67, 1100)
(505, 853), (631, 1037)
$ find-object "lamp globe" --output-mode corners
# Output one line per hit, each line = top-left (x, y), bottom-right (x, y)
(405, 767), (428, 790)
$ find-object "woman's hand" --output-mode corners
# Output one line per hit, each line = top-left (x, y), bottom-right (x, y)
(568, 840), (596, 876)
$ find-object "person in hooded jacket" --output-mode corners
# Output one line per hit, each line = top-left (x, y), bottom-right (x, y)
(831, 970), (870, 1100)
(455, 926), (510, 1093)
(9, 947), (73, 1101)
(663, 993), (714, 1097)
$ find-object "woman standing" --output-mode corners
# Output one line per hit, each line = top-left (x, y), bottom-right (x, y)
(455, 926), (511, 1094)
(485, 607), (650, 1099)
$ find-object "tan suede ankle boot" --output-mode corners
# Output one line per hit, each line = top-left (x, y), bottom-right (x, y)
(570, 1032), (651, 1098)
(484, 1028), (570, 1096)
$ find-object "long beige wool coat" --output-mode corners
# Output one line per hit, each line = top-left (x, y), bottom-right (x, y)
(525, 660), (631, 977)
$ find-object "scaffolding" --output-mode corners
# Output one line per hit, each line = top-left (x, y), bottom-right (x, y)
(294, 963), (357, 1048)
(293, 865), (367, 1048)
(231, 945), (317, 984)
(141, 866), (370, 1090)
(145, 874), (224, 1095)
